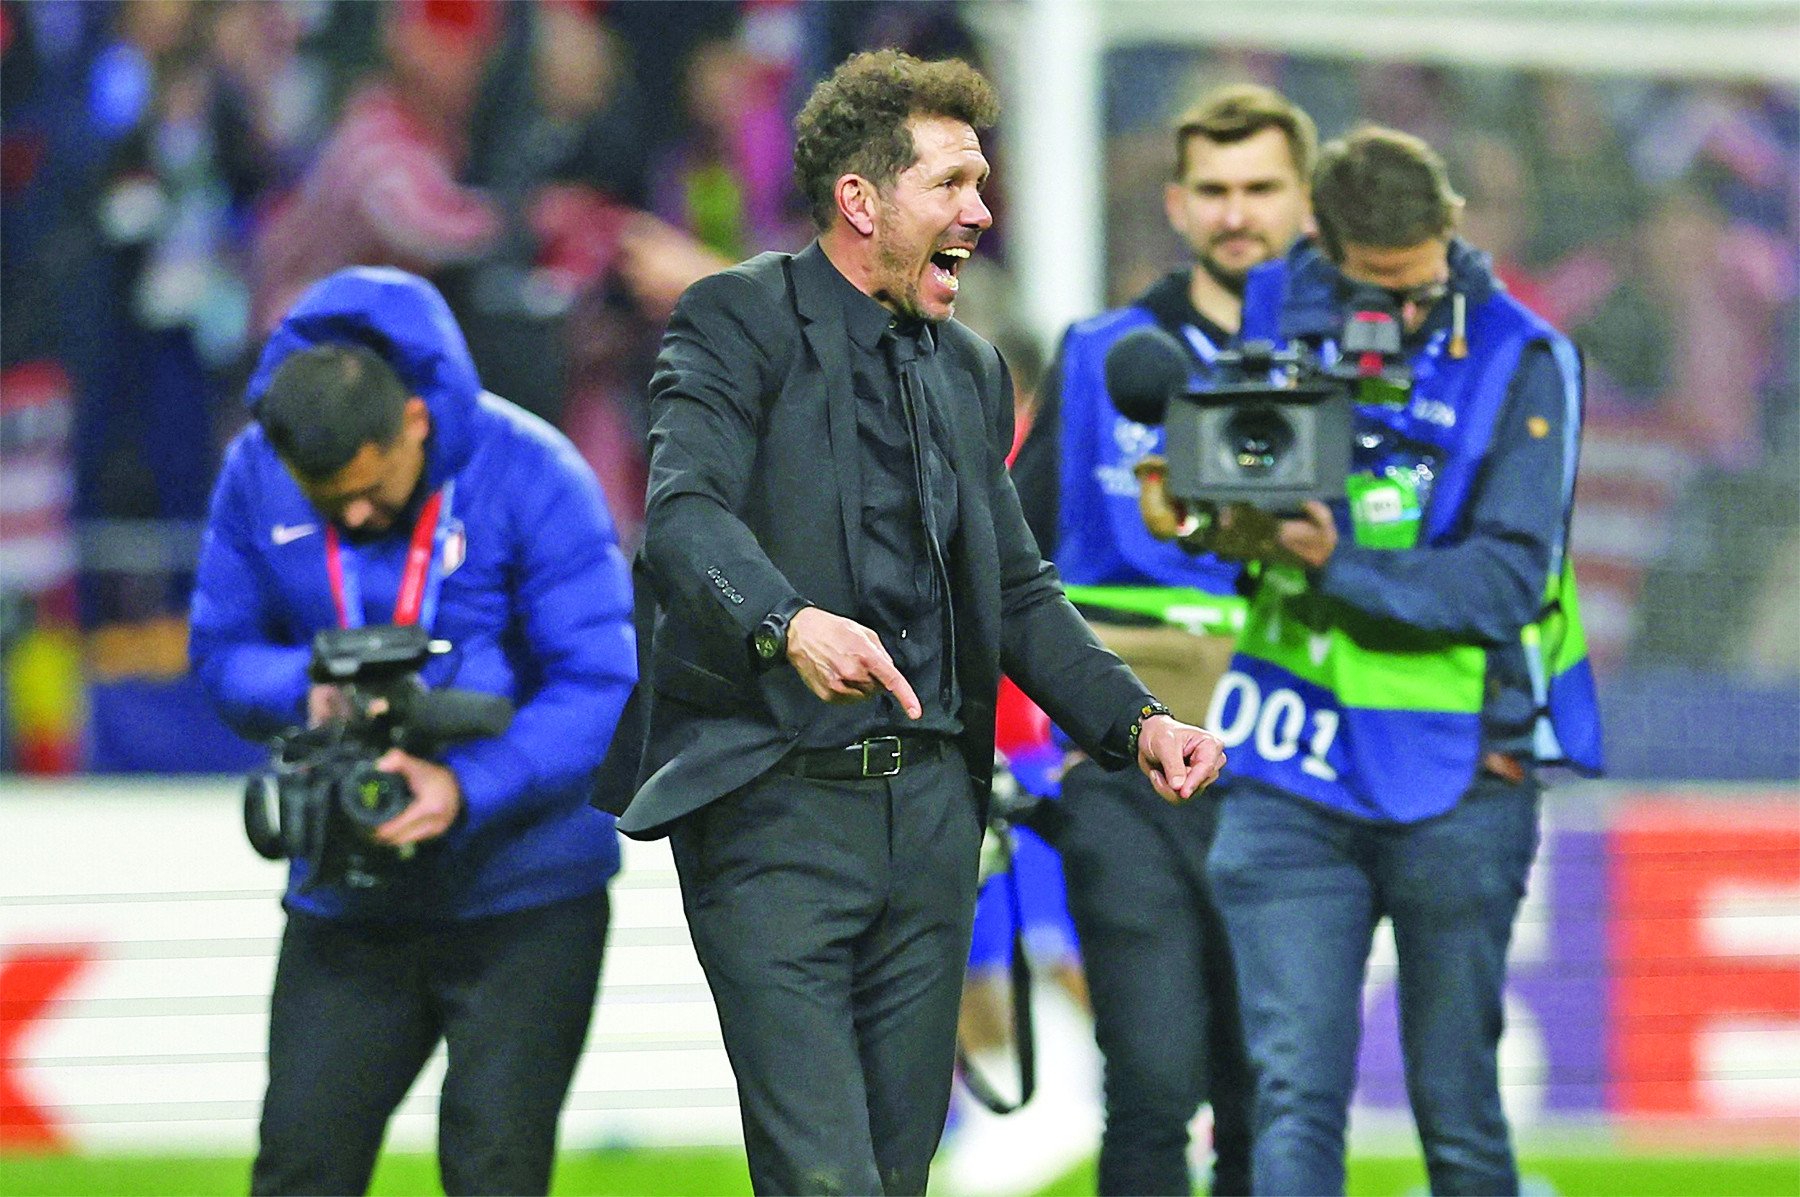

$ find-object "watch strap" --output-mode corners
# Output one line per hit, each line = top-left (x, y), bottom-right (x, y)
(1126, 699), (1174, 759)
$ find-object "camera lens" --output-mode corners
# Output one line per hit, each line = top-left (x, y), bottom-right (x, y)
(336, 762), (412, 831)
(1222, 408), (1295, 475)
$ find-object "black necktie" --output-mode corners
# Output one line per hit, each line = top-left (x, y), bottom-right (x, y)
(887, 329), (958, 708)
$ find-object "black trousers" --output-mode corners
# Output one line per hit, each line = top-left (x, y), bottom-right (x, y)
(251, 889), (610, 1197)
(1059, 761), (1253, 1196)
(669, 753), (982, 1196)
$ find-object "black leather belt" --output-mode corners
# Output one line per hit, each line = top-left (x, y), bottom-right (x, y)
(774, 735), (954, 781)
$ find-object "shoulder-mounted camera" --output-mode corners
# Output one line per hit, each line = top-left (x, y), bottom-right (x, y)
(243, 625), (513, 891)
(1106, 285), (1413, 513)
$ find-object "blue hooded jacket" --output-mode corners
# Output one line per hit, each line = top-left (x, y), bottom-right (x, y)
(190, 267), (635, 920)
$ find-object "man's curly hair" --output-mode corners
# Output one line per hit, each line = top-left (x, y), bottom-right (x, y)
(793, 50), (999, 231)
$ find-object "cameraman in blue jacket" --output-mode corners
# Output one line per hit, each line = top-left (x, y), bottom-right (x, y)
(190, 266), (636, 1196)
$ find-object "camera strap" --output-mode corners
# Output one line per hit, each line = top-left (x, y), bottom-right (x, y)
(1180, 323), (1221, 367)
(325, 479), (458, 630)
(955, 851), (1037, 1115)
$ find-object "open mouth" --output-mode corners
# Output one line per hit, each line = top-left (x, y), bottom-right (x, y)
(928, 245), (971, 295)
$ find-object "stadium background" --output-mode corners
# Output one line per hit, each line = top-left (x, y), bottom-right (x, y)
(1, 1), (1795, 1194)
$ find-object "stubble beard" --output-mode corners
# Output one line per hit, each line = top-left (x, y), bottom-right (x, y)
(1198, 247), (1253, 298)
(873, 221), (948, 324)
(875, 250), (928, 322)
(338, 519), (392, 545)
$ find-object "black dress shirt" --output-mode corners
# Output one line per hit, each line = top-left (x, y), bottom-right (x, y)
(802, 267), (962, 747)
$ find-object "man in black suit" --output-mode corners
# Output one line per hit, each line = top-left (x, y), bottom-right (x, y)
(615, 50), (1226, 1196)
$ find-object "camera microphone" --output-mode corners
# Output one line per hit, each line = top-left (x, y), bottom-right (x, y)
(406, 689), (515, 741)
(1104, 326), (1190, 426)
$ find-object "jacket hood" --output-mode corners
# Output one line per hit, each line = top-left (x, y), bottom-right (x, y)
(1268, 236), (1501, 344)
(246, 267), (481, 487)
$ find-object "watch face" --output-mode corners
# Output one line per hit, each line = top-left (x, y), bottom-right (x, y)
(755, 626), (780, 660)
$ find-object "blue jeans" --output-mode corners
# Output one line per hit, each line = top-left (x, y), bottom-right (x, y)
(1204, 776), (1539, 1196)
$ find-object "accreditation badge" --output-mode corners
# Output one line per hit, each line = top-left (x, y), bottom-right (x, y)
(1346, 471), (1422, 550)
(441, 519), (467, 575)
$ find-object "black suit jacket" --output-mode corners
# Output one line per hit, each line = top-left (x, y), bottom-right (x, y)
(608, 243), (1152, 838)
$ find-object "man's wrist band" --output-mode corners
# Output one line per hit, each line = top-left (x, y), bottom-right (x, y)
(1127, 700), (1174, 758)
(752, 596), (812, 669)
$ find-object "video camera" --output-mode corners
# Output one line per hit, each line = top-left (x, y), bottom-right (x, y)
(1104, 286), (1413, 512)
(243, 624), (513, 890)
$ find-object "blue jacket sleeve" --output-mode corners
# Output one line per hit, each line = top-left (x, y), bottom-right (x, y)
(1314, 343), (1567, 645)
(441, 435), (638, 834)
(188, 438), (311, 739)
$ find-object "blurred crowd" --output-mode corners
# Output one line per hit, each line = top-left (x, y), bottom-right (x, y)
(0, 0), (1007, 770)
(1102, 48), (1800, 681)
(0, 0), (990, 553)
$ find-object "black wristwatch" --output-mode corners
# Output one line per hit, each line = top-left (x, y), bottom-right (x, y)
(752, 597), (812, 668)
(1127, 700), (1174, 759)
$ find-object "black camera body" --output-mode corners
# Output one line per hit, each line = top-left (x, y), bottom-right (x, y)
(1106, 286), (1413, 513)
(1163, 354), (1354, 513)
(244, 624), (513, 890)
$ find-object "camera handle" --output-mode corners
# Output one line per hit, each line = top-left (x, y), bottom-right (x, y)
(1133, 456), (1212, 548)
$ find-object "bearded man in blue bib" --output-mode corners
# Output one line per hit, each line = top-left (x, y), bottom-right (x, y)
(190, 267), (637, 1196)
(1189, 127), (1604, 1196)
(1011, 83), (1319, 1197)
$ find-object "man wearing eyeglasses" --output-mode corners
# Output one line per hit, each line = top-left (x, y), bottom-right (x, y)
(1188, 126), (1604, 1196)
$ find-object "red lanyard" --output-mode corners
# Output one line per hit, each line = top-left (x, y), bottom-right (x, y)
(324, 488), (448, 629)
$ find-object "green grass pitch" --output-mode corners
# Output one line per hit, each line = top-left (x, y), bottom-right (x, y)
(2, 1148), (1797, 1196)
